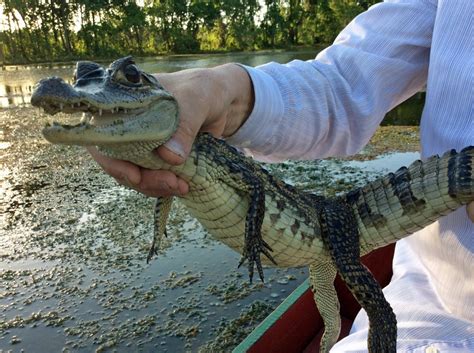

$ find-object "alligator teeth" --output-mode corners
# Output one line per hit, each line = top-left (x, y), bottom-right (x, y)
(59, 103), (64, 110)
(99, 109), (103, 116)
(80, 113), (91, 123)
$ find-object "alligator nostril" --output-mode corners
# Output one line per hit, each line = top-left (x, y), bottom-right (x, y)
(31, 76), (81, 109)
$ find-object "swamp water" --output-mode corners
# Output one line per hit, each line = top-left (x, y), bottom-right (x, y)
(1, 51), (420, 352)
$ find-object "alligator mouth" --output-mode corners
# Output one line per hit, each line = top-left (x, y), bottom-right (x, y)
(32, 76), (165, 127)
(39, 98), (148, 117)
(32, 76), (178, 146)
(43, 102), (150, 128)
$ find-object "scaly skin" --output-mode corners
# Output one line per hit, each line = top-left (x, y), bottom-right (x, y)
(31, 57), (474, 352)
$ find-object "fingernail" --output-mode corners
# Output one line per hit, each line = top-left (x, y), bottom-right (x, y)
(177, 179), (189, 196)
(163, 138), (186, 158)
(119, 175), (136, 187)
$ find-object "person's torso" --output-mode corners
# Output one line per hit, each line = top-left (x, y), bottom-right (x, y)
(410, 0), (474, 322)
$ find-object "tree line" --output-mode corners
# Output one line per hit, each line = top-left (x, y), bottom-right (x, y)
(0, 0), (380, 64)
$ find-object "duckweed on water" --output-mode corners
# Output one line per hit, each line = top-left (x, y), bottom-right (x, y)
(161, 271), (203, 289)
(206, 280), (262, 304)
(198, 301), (274, 352)
(0, 311), (70, 330)
(1, 107), (420, 351)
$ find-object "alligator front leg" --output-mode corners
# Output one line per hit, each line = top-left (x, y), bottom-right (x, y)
(309, 261), (340, 353)
(147, 196), (173, 262)
(320, 200), (397, 353)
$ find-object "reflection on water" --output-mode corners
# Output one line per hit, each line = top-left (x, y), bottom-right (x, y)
(0, 83), (30, 108)
(0, 64), (75, 108)
(348, 151), (420, 172)
(0, 51), (316, 108)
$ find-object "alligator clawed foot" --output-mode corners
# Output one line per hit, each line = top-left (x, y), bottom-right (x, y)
(238, 236), (277, 283)
(146, 239), (159, 263)
(146, 230), (167, 263)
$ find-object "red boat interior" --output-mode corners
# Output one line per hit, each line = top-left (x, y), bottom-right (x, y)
(245, 244), (395, 353)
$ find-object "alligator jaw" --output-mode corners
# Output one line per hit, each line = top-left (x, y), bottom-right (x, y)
(41, 97), (178, 146)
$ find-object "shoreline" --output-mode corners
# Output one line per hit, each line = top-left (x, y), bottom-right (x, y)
(1, 46), (323, 67)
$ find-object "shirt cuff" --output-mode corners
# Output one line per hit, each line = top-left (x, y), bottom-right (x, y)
(225, 64), (285, 151)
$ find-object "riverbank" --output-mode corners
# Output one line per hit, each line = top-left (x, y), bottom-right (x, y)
(1, 47), (320, 67)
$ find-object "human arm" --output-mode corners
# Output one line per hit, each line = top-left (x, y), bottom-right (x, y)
(227, 0), (437, 161)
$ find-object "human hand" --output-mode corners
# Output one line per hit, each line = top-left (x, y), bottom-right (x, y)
(88, 63), (254, 197)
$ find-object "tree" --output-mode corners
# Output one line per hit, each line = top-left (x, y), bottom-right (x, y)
(259, 0), (285, 47)
(0, 0), (382, 64)
(221, 0), (260, 50)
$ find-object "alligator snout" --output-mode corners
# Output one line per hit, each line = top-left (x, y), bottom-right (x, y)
(31, 77), (81, 115)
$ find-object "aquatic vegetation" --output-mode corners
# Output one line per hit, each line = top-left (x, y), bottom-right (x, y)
(0, 107), (420, 351)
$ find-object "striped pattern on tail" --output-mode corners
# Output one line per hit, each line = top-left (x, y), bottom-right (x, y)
(344, 146), (474, 252)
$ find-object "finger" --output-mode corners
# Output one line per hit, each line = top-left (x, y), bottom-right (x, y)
(87, 146), (141, 185)
(156, 119), (202, 165)
(467, 202), (474, 223)
(154, 71), (213, 166)
(138, 169), (189, 197)
(157, 137), (188, 166)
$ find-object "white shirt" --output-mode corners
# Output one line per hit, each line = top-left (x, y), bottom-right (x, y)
(227, 0), (474, 351)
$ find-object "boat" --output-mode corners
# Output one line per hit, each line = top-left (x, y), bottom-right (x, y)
(234, 244), (395, 353)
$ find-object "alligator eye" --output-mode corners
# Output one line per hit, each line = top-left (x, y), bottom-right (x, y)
(124, 64), (141, 84)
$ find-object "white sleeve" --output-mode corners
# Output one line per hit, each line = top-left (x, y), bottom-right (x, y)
(226, 0), (437, 162)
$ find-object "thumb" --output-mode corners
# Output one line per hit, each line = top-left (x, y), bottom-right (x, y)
(155, 122), (199, 165)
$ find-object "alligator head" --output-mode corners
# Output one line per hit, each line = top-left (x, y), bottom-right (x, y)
(31, 56), (178, 146)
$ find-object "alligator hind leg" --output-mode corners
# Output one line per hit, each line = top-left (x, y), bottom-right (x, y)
(309, 261), (340, 353)
(320, 200), (397, 353)
(196, 133), (276, 282)
(237, 176), (277, 282)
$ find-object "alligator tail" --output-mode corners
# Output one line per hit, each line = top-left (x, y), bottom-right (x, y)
(344, 146), (474, 251)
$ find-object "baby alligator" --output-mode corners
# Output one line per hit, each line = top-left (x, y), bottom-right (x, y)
(31, 57), (474, 352)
